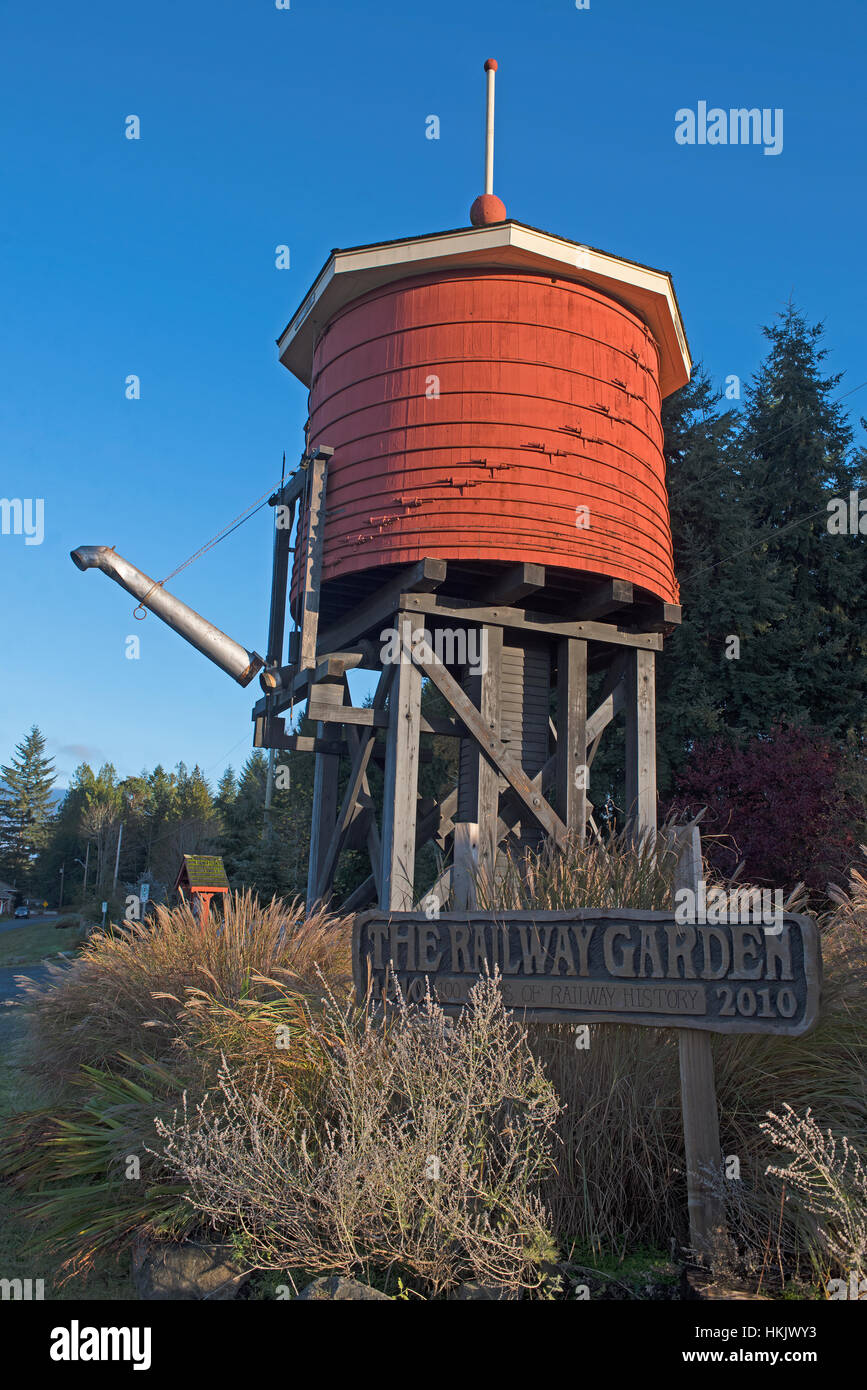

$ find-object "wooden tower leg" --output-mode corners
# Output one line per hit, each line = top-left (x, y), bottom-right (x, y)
(380, 614), (422, 909)
(555, 637), (588, 840)
(624, 647), (657, 837)
(306, 675), (343, 905)
(457, 624), (502, 897)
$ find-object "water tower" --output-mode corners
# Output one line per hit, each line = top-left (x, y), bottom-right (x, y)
(255, 60), (690, 911)
(72, 60), (690, 914)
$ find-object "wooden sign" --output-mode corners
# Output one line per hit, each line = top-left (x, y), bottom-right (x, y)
(353, 908), (821, 1036)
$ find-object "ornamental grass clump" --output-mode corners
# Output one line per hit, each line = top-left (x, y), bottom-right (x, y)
(21, 890), (352, 1084)
(155, 973), (562, 1296)
(474, 823), (681, 913)
(1, 893), (351, 1278)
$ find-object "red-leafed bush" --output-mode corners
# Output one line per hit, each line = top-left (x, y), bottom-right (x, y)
(664, 725), (863, 895)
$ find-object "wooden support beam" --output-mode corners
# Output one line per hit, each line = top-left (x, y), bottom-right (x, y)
(305, 701), (458, 737)
(316, 557), (448, 657)
(435, 786), (459, 849)
(398, 592), (663, 650)
(585, 652), (628, 756)
(628, 600), (682, 633)
(258, 648), (375, 704)
(673, 826), (725, 1264)
(269, 445), (334, 508)
(477, 625), (502, 881)
(345, 790), (447, 913)
(423, 753), (554, 911)
(496, 751), (555, 844)
(298, 452), (329, 670)
(266, 498), (295, 671)
(452, 822), (480, 910)
(314, 668), (393, 902)
(624, 648), (657, 837)
(275, 732), (344, 756)
(457, 625), (502, 884)
(405, 629), (568, 849)
(342, 682), (384, 899)
(253, 713), (283, 749)
(341, 874), (378, 913)
(555, 637), (588, 838)
(306, 676), (343, 905)
(380, 616), (422, 909)
(418, 867), (452, 914)
(576, 577), (633, 622)
(308, 703), (389, 729)
(483, 562), (545, 606)
(343, 794), (374, 853)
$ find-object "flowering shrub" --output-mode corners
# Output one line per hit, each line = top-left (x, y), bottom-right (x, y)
(665, 725), (862, 893)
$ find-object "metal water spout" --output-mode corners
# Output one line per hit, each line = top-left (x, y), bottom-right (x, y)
(70, 545), (264, 687)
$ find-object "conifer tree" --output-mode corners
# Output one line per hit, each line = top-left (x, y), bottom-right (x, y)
(656, 366), (786, 785)
(0, 726), (56, 885)
(734, 304), (866, 736)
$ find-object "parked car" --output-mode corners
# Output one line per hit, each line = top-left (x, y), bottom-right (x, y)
(13, 904), (30, 919)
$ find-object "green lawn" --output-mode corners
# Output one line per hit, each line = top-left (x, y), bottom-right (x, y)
(0, 922), (86, 968)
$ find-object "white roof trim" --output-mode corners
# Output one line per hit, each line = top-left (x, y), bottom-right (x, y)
(277, 221), (691, 397)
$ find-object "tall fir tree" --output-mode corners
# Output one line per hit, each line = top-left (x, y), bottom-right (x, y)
(734, 304), (867, 736)
(656, 366), (788, 785)
(0, 726), (56, 886)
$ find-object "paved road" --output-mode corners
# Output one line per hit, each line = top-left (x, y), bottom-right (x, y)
(0, 962), (60, 1003)
(0, 913), (63, 934)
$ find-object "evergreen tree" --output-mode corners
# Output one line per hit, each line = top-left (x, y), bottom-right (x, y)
(220, 753), (268, 879)
(734, 304), (867, 735)
(655, 366), (786, 786)
(215, 767), (237, 827)
(0, 726), (56, 885)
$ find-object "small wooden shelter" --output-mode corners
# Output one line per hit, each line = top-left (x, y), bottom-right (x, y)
(174, 854), (230, 925)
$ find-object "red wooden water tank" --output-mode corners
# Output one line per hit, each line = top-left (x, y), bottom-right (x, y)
(285, 224), (690, 621)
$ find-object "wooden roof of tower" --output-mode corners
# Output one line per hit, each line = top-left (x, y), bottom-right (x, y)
(277, 220), (691, 399)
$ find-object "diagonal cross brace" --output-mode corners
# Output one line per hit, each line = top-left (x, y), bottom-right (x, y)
(401, 627), (568, 849)
(314, 665), (394, 901)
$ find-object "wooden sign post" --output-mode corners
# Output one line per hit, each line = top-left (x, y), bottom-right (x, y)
(673, 826), (724, 1263)
(353, 847), (821, 1265)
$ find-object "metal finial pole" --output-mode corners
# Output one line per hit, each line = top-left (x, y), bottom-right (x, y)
(484, 59), (497, 195)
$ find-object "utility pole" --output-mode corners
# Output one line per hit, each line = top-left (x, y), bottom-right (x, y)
(112, 822), (124, 893)
(263, 749), (276, 842)
(58, 863), (65, 910)
(76, 845), (90, 905)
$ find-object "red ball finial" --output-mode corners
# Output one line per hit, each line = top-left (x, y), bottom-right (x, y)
(470, 193), (507, 226)
(484, 58), (498, 71)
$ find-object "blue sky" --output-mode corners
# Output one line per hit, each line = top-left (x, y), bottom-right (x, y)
(1, 0), (864, 789)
